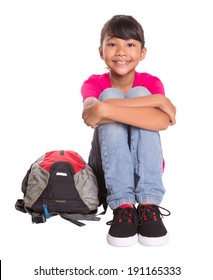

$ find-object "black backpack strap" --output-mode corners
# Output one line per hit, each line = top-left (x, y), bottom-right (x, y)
(60, 213), (101, 227)
(15, 200), (47, 223)
(15, 200), (101, 226)
(28, 206), (58, 224)
(88, 128), (108, 213)
(31, 212), (46, 223)
(15, 199), (27, 213)
(98, 201), (108, 215)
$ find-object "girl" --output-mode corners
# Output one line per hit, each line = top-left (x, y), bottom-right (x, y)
(81, 15), (176, 247)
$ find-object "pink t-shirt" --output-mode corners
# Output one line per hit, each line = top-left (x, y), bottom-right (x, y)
(81, 71), (165, 101)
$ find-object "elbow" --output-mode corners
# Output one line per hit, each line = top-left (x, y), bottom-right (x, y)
(158, 116), (170, 131)
(159, 123), (169, 131)
(145, 119), (169, 131)
(152, 109), (171, 131)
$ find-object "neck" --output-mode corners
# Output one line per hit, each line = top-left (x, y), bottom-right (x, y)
(109, 71), (135, 94)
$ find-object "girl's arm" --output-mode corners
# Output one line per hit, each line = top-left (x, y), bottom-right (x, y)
(102, 94), (176, 125)
(82, 99), (172, 131)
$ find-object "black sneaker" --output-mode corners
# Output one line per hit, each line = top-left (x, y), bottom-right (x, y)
(137, 204), (170, 246)
(106, 205), (138, 247)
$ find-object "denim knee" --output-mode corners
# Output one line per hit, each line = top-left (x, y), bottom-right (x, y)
(126, 86), (151, 99)
(99, 88), (124, 101)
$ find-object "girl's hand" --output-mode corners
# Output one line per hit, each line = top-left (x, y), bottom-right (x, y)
(154, 95), (176, 125)
(82, 99), (103, 128)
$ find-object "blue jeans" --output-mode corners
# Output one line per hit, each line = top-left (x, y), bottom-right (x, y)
(89, 87), (165, 210)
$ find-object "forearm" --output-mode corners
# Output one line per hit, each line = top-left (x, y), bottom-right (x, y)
(99, 103), (170, 131)
(82, 98), (172, 130)
(103, 94), (176, 125)
(103, 94), (162, 108)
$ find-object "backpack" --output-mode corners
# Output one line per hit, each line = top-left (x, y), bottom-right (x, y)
(15, 150), (102, 226)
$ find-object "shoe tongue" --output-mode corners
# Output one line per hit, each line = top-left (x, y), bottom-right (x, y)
(120, 204), (133, 209)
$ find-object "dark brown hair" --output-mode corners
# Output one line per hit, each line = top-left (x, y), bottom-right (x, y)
(100, 15), (145, 48)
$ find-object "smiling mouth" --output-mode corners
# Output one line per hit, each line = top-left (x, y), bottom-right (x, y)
(113, 60), (130, 65)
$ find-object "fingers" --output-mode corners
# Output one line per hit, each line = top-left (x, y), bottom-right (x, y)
(165, 98), (176, 126)
(169, 118), (176, 126)
(82, 108), (98, 128)
(169, 109), (176, 125)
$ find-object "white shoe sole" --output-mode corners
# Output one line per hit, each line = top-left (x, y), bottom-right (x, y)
(139, 233), (169, 246)
(107, 233), (138, 247)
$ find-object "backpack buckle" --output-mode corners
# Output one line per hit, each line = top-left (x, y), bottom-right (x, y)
(31, 212), (46, 223)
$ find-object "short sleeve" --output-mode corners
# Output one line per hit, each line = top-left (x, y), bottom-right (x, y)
(81, 76), (101, 101)
(134, 72), (165, 95)
(145, 75), (165, 95)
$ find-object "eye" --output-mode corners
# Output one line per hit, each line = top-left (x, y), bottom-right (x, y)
(107, 43), (116, 47)
(127, 43), (135, 47)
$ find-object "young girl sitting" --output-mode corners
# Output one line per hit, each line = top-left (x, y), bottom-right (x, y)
(81, 15), (176, 247)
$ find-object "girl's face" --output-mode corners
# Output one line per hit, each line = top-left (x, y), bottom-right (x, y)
(99, 36), (146, 79)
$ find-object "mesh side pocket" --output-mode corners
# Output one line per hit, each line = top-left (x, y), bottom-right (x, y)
(24, 162), (50, 208)
(74, 165), (99, 211)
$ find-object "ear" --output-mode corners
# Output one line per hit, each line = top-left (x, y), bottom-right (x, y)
(99, 47), (104, 60)
(140, 47), (147, 61)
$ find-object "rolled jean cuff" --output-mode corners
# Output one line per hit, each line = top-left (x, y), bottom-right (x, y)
(107, 196), (136, 210)
(136, 195), (163, 206)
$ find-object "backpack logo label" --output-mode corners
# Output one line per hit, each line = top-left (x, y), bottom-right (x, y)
(56, 172), (67, 176)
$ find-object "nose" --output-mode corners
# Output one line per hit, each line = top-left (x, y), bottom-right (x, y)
(115, 45), (127, 56)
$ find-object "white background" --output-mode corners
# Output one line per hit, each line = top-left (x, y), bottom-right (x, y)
(1, 0), (213, 279)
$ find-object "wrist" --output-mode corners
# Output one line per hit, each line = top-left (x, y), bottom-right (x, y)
(101, 102), (111, 119)
(153, 94), (164, 109)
